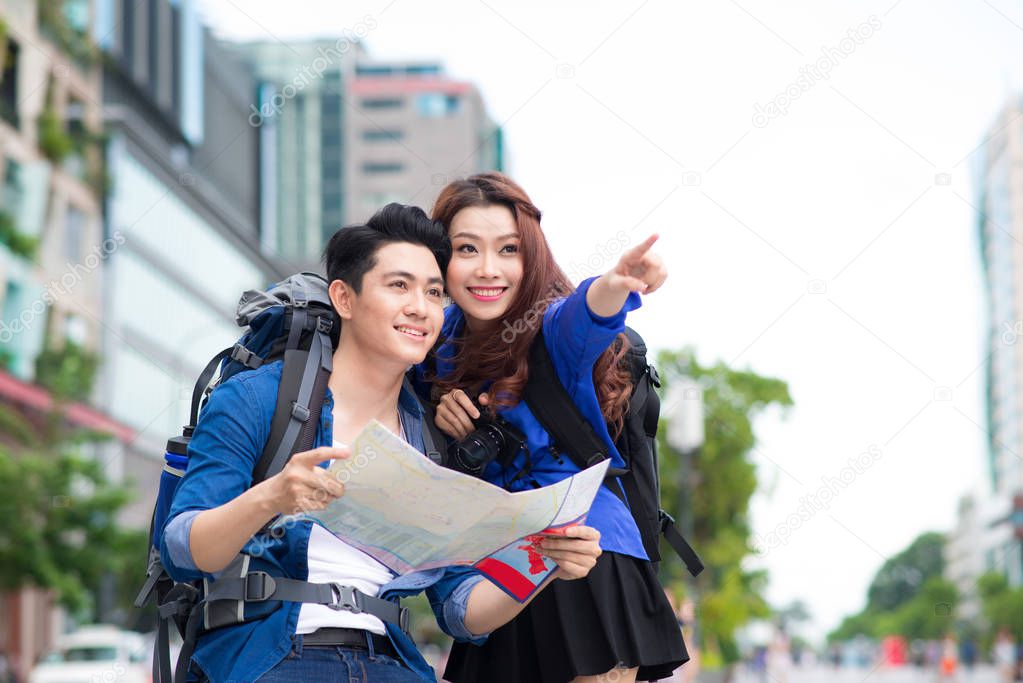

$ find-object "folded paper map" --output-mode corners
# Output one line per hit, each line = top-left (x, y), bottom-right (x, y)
(305, 420), (609, 601)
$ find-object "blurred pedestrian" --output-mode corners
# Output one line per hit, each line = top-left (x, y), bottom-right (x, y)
(653, 591), (698, 683)
(938, 633), (958, 682)
(994, 628), (1016, 683)
(828, 643), (841, 669)
(766, 625), (792, 683)
(959, 636), (976, 672)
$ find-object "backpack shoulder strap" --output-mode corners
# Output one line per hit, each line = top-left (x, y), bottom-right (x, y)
(252, 312), (334, 484)
(522, 329), (626, 478)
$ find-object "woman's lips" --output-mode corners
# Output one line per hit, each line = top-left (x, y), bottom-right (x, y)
(467, 286), (507, 302)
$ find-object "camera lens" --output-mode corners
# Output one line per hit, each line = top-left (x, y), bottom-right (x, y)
(449, 422), (506, 475)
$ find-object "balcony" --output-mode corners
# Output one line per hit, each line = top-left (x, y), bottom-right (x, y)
(37, 0), (99, 69)
(0, 210), (39, 261)
(34, 339), (99, 403)
(38, 102), (106, 196)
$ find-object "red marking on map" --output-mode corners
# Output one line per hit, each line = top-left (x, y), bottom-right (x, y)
(517, 535), (549, 575)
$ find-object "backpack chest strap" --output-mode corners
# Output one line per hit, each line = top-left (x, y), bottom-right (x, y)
(201, 573), (408, 631)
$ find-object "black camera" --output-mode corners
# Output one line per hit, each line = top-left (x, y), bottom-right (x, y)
(445, 400), (527, 477)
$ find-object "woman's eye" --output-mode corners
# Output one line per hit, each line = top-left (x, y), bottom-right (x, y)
(501, 245), (519, 254)
(456, 244), (477, 254)
(427, 288), (443, 298)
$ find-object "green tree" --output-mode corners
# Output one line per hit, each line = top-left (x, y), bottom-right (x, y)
(656, 348), (793, 666)
(827, 531), (948, 642)
(978, 571), (1023, 639)
(873, 577), (957, 640)
(0, 402), (143, 615)
(867, 531), (944, 612)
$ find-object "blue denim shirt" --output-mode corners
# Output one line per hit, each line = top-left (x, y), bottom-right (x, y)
(417, 276), (648, 560)
(161, 360), (486, 683)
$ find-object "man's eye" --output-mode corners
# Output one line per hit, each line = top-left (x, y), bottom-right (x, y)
(427, 288), (443, 298)
(391, 281), (408, 289)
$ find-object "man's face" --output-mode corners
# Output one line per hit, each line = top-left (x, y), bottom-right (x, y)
(338, 242), (445, 367)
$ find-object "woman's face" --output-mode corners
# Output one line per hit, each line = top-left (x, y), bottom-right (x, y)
(446, 204), (524, 331)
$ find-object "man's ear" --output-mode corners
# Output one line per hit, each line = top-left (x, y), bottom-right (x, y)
(329, 279), (355, 320)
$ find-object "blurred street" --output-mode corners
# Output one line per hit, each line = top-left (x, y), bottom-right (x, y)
(731, 664), (1005, 683)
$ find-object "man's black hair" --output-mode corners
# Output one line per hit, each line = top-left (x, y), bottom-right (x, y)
(323, 203), (451, 293)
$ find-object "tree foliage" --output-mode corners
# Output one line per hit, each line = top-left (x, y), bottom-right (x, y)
(828, 531), (952, 642)
(866, 531), (945, 612)
(978, 571), (1023, 639)
(0, 402), (143, 614)
(655, 347), (793, 665)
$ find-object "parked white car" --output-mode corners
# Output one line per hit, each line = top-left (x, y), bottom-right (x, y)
(29, 625), (149, 683)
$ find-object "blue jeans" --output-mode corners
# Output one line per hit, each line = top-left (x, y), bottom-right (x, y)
(255, 636), (423, 682)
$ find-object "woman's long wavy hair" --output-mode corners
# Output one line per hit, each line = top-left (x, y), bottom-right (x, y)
(431, 172), (633, 436)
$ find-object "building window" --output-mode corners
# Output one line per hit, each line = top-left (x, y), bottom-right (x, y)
(3, 158), (23, 213)
(0, 38), (20, 128)
(362, 192), (405, 212)
(357, 65), (392, 77)
(361, 97), (404, 110)
(65, 205), (85, 262)
(416, 93), (459, 118)
(0, 280), (22, 371)
(404, 64), (441, 77)
(322, 129), (342, 148)
(362, 129), (404, 142)
(122, 0), (135, 65)
(361, 162), (404, 174)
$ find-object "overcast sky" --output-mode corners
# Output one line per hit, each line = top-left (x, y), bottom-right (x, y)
(196, 0), (1023, 638)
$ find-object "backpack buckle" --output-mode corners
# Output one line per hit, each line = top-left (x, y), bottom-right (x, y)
(328, 583), (361, 613)
(399, 606), (410, 634)
(231, 344), (264, 369)
(316, 316), (333, 334)
(659, 509), (676, 531)
(244, 572), (276, 601)
(291, 402), (310, 422)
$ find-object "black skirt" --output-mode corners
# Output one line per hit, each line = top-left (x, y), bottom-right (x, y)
(444, 551), (689, 683)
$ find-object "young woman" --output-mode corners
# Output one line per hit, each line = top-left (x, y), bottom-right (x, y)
(421, 173), (688, 683)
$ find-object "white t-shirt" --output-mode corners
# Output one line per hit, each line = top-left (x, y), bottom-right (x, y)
(295, 437), (398, 636)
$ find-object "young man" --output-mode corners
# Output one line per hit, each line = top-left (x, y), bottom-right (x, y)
(159, 204), (601, 683)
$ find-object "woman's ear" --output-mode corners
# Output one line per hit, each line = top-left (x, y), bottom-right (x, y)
(329, 279), (355, 320)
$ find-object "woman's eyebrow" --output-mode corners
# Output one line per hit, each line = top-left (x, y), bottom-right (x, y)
(451, 231), (519, 240)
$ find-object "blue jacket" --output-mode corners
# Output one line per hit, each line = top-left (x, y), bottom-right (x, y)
(420, 277), (648, 560)
(160, 360), (485, 683)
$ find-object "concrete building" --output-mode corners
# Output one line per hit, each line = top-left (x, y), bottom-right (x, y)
(973, 95), (1023, 587)
(230, 45), (504, 265)
(91, 0), (287, 538)
(345, 60), (503, 224)
(226, 38), (364, 268)
(943, 493), (1009, 622)
(1, 0), (105, 383)
(0, 0), (133, 674)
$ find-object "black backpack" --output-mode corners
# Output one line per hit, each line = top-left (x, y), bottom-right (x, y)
(523, 327), (703, 576)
